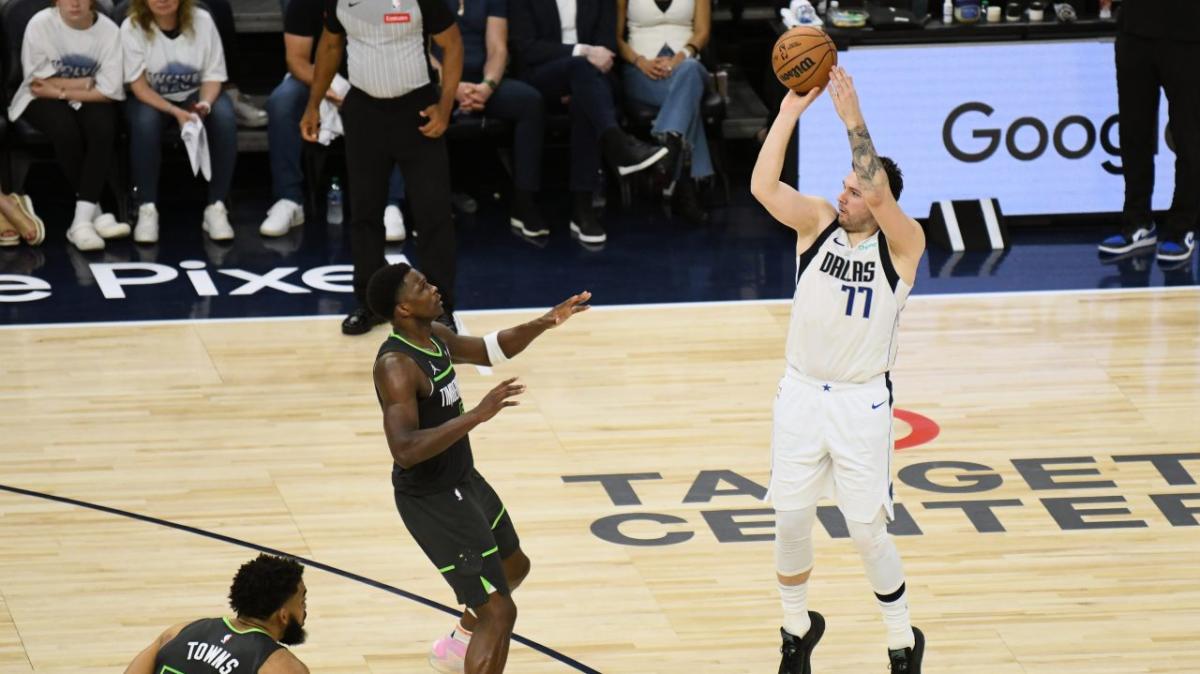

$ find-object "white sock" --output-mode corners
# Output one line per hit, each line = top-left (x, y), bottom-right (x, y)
(876, 583), (915, 650)
(451, 621), (472, 644)
(778, 581), (810, 637)
(72, 200), (98, 227)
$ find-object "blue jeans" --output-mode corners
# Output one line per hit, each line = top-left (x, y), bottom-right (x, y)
(622, 52), (713, 180)
(126, 91), (237, 205)
(267, 74), (405, 205)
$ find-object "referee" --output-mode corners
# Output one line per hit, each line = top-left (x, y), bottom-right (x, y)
(301, 0), (463, 335)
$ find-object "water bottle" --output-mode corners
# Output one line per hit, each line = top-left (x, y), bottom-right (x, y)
(326, 176), (344, 225)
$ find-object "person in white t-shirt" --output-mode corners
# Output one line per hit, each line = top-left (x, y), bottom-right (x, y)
(121, 0), (236, 244)
(7, 0), (126, 252)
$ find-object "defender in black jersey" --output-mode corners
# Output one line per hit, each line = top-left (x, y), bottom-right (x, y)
(125, 554), (309, 674)
(366, 263), (589, 674)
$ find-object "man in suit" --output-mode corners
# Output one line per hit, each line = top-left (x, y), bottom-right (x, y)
(508, 0), (668, 246)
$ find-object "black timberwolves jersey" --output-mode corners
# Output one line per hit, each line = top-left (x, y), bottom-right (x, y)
(153, 617), (283, 674)
(376, 331), (473, 494)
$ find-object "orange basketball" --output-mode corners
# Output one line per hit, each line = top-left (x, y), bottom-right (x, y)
(772, 26), (837, 94)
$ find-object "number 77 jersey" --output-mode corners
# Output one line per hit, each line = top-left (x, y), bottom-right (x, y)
(785, 221), (912, 384)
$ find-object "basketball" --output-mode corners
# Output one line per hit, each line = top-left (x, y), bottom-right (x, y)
(772, 26), (837, 94)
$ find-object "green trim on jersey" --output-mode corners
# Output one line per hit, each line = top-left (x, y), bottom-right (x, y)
(390, 331), (444, 357)
(481, 576), (497, 594)
(160, 667), (186, 674)
(438, 563), (456, 574)
(222, 616), (272, 637)
(432, 363), (456, 382)
(482, 546), (498, 557)
(490, 506), (506, 530)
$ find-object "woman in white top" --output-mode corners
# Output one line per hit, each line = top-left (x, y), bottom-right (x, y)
(616, 0), (712, 224)
(7, 0), (126, 251)
(121, 0), (236, 243)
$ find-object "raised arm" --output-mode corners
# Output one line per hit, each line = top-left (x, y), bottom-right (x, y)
(827, 67), (925, 272)
(750, 88), (837, 240)
(431, 291), (592, 366)
(374, 354), (524, 469)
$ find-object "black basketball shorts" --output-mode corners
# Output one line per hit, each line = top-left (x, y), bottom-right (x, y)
(394, 469), (520, 608)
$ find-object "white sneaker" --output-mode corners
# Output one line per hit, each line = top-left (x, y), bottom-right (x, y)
(259, 199), (305, 237)
(66, 222), (104, 251)
(385, 205), (407, 242)
(231, 92), (268, 128)
(93, 212), (131, 239)
(134, 203), (159, 244)
(203, 201), (235, 241)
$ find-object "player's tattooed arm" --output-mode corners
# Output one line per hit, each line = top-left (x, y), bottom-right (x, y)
(847, 124), (888, 203)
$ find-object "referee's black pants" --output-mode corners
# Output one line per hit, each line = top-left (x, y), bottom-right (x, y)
(342, 85), (456, 312)
(1116, 33), (1200, 240)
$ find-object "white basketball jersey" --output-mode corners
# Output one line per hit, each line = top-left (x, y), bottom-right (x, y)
(785, 222), (912, 383)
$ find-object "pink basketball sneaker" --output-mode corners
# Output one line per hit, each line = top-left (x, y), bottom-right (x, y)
(428, 632), (468, 673)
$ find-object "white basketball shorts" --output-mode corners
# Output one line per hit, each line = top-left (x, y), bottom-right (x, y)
(767, 367), (896, 523)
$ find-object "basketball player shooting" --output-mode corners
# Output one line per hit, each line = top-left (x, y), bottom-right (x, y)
(749, 66), (927, 674)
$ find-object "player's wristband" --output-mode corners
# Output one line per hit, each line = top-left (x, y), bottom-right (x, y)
(484, 331), (510, 365)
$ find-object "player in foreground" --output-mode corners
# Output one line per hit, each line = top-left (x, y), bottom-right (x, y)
(750, 66), (927, 674)
(368, 262), (589, 674)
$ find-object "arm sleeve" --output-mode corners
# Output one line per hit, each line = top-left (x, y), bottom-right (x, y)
(286, 0), (322, 36)
(199, 11), (229, 82)
(120, 20), (148, 83)
(324, 0), (346, 33)
(508, 0), (573, 69)
(94, 21), (126, 100)
(594, 0), (617, 52)
(20, 17), (57, 79)
(417, 0), (457, 34)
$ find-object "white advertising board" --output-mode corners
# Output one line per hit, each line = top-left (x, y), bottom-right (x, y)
(797, 40), (1176, 216)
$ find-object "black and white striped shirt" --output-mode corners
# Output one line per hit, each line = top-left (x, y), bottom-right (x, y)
(324, 0), (455, 99)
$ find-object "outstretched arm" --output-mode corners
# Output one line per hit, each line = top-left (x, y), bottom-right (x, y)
(827, 67), (925, 268)
(750, 88), (838, 240)
(431, 292), (592, 366)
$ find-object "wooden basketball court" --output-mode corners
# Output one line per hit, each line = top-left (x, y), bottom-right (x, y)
(1, 287), (1198, 673)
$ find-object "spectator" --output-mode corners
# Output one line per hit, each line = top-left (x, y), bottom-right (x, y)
(508, 0), (669, 245)
(433, 0), (549, 238)
(258, 0), (408, 241)
(1097, 0), (1199, 266)
(201, 0), (270, 127)
(0, 191), (45, 247)
(121, 0), (237, 244)
(7, 0), (127, 251)
(616, 0), (712, 224)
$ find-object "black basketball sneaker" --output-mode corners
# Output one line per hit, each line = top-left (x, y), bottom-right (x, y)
(778, 611), (824, 674)
(887, 626), (925, 673)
